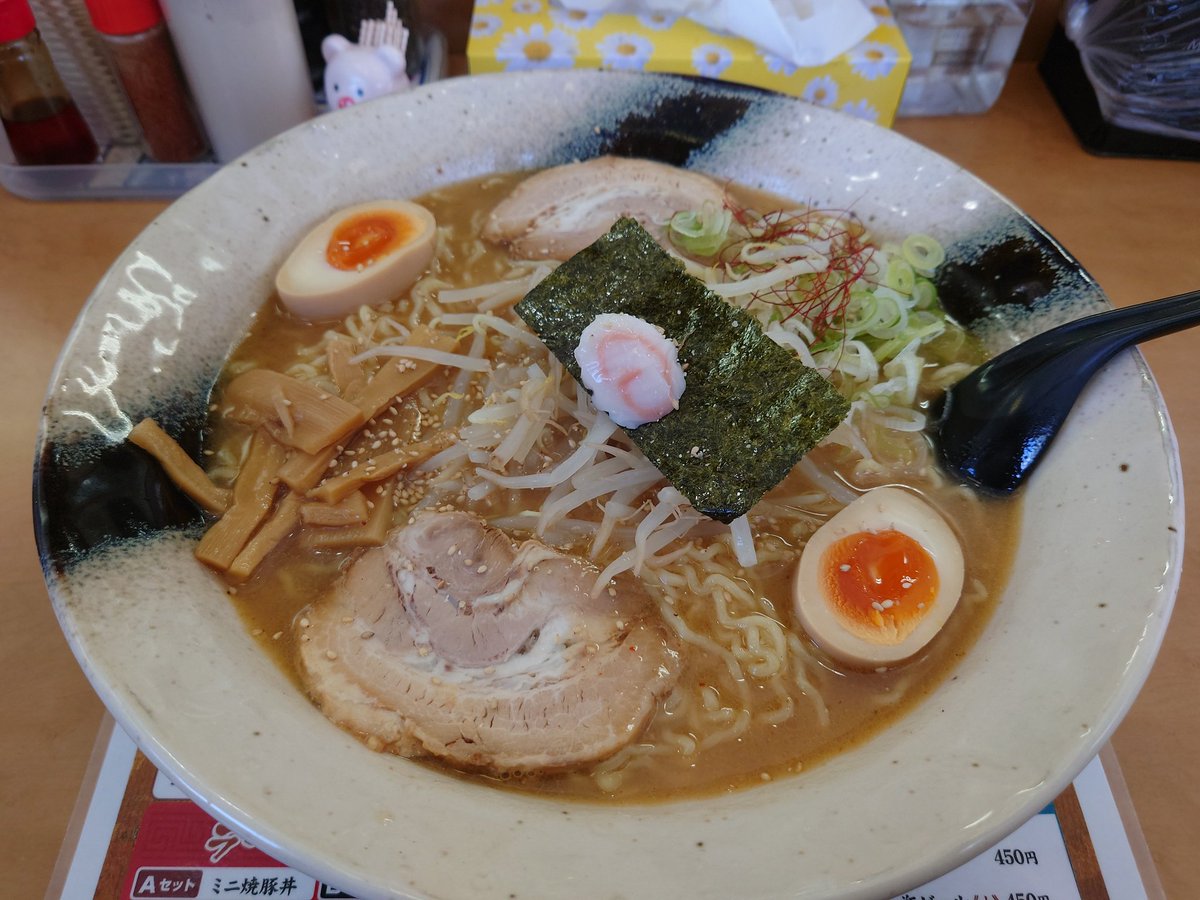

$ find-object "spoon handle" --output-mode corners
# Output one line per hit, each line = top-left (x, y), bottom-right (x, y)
(935, 288), (1200, 494)
(1039, 288), (1200, 361)
(982, 288), (1200, 385)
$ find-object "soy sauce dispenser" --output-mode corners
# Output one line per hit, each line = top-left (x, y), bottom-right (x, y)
(0, 0), (99, 164)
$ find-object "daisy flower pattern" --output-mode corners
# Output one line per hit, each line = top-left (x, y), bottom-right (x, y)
(849, 42), (899, 80)
(692, 43), (732, 78)
(868, 3), (895, 23)
(495, 24), (578, 70)
(597, 33), (654, 71)
(841, 98), (879, 122)
(759, 49), (797, 76)
(637, 12), (677, 30)
(550, 6), (601, 29)
(512, 0), (543, 13)
(470, 13), (503, 38)
(801, 75), (839, 107)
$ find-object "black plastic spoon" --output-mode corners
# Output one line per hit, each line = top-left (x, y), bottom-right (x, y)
(931, 288), (1200, 495)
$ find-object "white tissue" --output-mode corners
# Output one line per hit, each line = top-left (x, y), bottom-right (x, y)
(557, 0), (877, 67)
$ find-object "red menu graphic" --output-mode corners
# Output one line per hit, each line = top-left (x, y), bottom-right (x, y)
(122, 804), (313, 898)
(97, 753), (349, 900)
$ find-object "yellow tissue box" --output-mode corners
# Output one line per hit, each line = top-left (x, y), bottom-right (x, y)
(467, 1), (911, 127)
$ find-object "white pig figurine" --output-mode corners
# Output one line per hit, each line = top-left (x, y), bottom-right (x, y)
(322, 34), (410, 110)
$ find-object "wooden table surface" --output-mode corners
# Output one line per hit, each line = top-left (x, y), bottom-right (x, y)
(3, 63), (1198, 897)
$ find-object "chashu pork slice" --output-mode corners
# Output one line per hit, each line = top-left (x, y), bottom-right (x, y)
(482, 156), (727, 260)
(297, 511), (681, 774)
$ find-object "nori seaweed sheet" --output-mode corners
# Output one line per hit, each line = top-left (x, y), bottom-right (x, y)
(514, 218), (850, 523)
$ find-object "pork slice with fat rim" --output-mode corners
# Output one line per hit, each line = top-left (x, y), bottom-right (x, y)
(482, 156), (727, 260)
(296, 511), (681, 773)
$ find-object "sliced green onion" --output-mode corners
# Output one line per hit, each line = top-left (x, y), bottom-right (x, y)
(871, 315), (946, 362)
(911, 279), (937, 309)
(865, 288), (908, 339)
(886, 257), (915, 295)
(669, 202), (732, 257)
(839, 291), (878, 337)
(902, 233), (945, 273)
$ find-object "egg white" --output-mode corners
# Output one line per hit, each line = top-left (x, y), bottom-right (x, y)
(275, 199), (436, 321)
(793, 486), (965, 669)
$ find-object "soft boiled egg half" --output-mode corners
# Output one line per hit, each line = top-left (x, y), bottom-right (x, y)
(793, 487), (965, 669)
(275, 200), (437, 320)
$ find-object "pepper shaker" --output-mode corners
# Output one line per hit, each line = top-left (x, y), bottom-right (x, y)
(83, 0), (207, 162)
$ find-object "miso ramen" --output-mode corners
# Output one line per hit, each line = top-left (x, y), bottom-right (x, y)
(137, 162), (1019, 802)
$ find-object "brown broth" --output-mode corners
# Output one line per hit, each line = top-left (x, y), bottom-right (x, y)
(205, 171), (1021, 803)
(513, 456), (1017, 800)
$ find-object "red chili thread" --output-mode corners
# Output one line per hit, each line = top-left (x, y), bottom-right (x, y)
(720, 201), (877, 339)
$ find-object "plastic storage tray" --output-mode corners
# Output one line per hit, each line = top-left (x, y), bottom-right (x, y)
(0, 28), (444, 201)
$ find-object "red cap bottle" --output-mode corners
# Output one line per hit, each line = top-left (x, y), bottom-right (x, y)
(0, 0), (36, 44)
(81, 0), (207, 161)
(83, 0), (163, 37)
(0, 0), (100, 165)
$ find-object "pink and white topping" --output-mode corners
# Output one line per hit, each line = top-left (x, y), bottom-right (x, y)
(574, 313), (686, 429)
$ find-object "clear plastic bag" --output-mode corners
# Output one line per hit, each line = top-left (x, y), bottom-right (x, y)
(1063, 0), (1200, 142)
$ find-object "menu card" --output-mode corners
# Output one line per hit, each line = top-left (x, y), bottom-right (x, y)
(49, 718), (1162, 899)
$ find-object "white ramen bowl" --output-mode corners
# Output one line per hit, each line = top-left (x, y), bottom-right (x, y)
(35, 71), (1183, 899)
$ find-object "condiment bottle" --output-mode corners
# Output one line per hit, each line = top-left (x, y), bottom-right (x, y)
(0, 0), (98, 165)
(159, 0), (316, 163)
(83, 0), (207, 162)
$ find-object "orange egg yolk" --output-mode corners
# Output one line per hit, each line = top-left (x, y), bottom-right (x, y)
(325, 211), (417, 271)
(821, 529), (938, 641)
